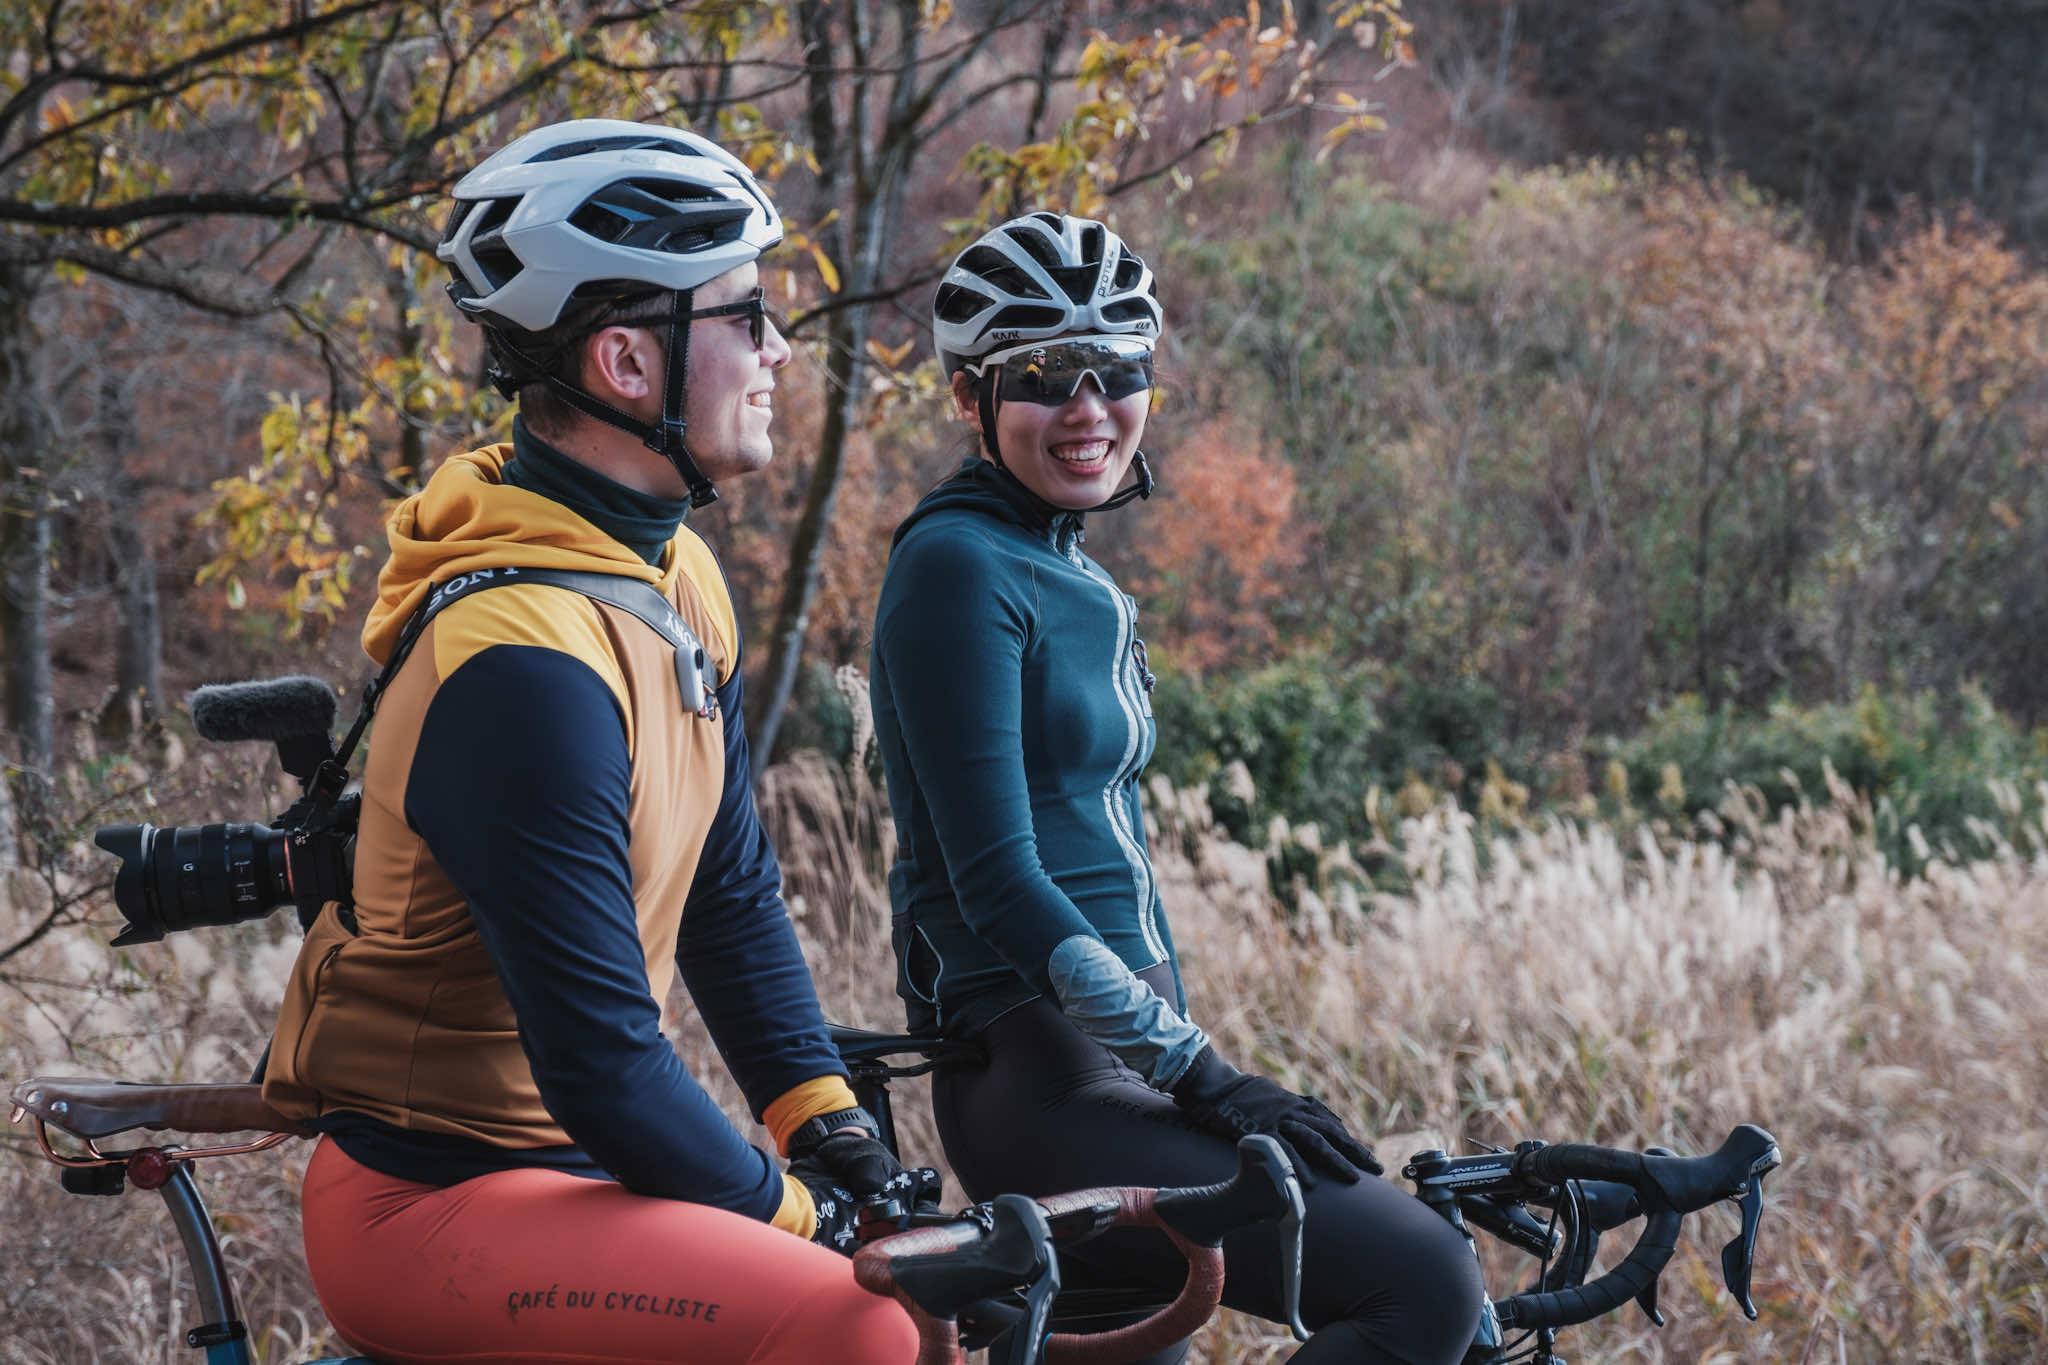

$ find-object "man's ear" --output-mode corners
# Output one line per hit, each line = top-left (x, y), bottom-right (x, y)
(583, 327), (662, 405)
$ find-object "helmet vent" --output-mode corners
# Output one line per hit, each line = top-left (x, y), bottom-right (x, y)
(529, 134), (695, 163)
(466, 198), (523, 289)
(471, 241), (523, 291)
(958, 245), (1050, 300)
(569, 182), (750, 256)
(934, 283), (995, 324)
(1047, 265), (1096, 304)
(1006, 225), (1068, 275)
(990, 304), (1067, 333)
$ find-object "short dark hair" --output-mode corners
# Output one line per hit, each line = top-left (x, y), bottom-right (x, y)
(489, 289), (678, 440)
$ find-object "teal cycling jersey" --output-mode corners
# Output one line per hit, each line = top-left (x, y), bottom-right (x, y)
(871, 459), (1205, 1082)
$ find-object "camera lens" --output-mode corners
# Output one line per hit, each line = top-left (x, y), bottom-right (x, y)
(94, 822), (293, 946)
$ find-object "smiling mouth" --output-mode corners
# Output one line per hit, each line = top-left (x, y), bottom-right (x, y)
(1049, 439), (1111, 467)
(746, 392), (772, 410)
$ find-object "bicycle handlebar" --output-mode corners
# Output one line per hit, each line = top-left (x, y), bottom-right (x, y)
(854, 1135), (1300, 1365)
(1406, 1124), (1781, 1333)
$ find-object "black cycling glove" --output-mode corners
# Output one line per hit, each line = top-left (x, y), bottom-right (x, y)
(1170, 1045), (1383, 1186)
(800, 1173), (864, 1254)
(787, 1112), (944, 1253)
(788, 1130), (905, 1199)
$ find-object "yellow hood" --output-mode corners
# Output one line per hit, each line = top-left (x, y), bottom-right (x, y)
(362, 444), (670, 663)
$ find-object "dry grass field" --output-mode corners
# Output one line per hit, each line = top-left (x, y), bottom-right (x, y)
(4, 750), (2044, 1362)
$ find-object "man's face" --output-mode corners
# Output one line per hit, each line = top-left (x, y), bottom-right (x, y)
(679, 261), (792, 484)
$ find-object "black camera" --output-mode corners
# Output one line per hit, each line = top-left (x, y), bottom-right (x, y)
(94, 677), (358, 946)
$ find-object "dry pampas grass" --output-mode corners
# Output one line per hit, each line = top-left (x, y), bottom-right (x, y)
(4, 756), (2043, 1362)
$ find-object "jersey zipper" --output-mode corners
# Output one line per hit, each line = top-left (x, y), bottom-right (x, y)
(1072, 547), (1166, 964)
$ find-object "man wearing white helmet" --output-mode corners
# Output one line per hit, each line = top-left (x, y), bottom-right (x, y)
(263, 119), (920, 1364)
(870, 212), (1485, 1362)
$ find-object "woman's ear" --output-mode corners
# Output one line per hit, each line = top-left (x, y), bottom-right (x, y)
(949, 370), (981, 426)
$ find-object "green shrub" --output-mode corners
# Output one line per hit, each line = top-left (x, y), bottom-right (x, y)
(1602, 686), (2045, 870)
(1149, 654), (1382, 846)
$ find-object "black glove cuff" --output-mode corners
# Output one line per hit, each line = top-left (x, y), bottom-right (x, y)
(787, 1105), (880, 1156)
(1168, 1044), (1240, 1105)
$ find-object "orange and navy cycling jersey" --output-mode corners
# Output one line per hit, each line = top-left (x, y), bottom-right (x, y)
(266, 426), (854, 1233)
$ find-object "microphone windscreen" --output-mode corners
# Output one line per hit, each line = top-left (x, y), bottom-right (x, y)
(188, 675), (339, 743)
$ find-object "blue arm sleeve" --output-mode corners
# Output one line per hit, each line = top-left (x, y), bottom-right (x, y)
(873, 526), (1102, 998)
(405, 645), (782, 1220)
(677, 658), (849, 1120)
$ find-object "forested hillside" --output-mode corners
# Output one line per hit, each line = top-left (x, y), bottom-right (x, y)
(3, 0), (2042, 846)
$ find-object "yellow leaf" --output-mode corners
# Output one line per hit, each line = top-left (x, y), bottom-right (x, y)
(811, 243), (841, 293)
(866, 337), (915, 368)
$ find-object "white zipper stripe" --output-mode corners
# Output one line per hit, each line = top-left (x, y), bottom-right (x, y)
(1076, 550), (1164, 962)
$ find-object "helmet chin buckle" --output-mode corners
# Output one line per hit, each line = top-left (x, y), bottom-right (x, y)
(650, 419), (720, 509)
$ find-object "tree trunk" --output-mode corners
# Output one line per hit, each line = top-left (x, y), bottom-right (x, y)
(749, 305), (869, 766)
(0, 262), (54, 784)
(0, 748), (15, 872)
(96, 375), (164, 741)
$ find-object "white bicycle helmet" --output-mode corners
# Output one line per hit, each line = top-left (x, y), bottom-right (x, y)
(438, 119), (783, 506)
(932, 212), (1162, 376)
(440, 118), (782, 332)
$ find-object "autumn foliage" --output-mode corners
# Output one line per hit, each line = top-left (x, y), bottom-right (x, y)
(1115, 416), (1301, 671)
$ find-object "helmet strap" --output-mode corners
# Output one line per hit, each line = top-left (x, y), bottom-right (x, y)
(1090, 448), (1153, 512)
(650, 288), (718, 508)
(975, 371), (1007, 471)
(487, 291), (720, 509)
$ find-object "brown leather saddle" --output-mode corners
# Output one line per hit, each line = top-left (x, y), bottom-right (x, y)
(10, 1077), (309, 1165)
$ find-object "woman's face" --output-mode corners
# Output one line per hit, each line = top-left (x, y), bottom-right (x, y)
(951, 343), (1152, 511)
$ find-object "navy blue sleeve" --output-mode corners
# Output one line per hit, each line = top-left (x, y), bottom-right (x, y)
(677, 653), (850, 1120)
(405, 644), (783, 1220)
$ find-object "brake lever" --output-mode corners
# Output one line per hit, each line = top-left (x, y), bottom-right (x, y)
(1277, 1165), (1309, 1343)
(1634, 1270), (1666, 1327)
(1633, 1145), (1676, 1327)
(1000, 1194), (1062, 1365)
(1720, 1174), (1768, 1320)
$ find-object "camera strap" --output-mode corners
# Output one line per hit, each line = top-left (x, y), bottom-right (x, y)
(330, 565), (717, 779)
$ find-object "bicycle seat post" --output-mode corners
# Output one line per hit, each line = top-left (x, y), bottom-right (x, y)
(138, 1153), (255, 1363)
(843, 1059), (901, 1155)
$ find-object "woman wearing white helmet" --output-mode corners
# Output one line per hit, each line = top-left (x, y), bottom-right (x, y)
(869, 212), (1485, 1363)
(263, 120), (920, 1364)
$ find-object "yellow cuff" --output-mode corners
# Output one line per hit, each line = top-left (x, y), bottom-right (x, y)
(772, 1172), (817, 1238)
(763, 1074), (862, 1156)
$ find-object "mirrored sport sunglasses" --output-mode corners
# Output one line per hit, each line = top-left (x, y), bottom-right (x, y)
(968, 336), (1156, 405)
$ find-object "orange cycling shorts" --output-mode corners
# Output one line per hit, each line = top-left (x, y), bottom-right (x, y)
(299, 1136), (917, 1364)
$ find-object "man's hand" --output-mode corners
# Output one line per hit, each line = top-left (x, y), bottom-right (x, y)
(1170, 1046), (1382, 1186)
(789, 1130), (903, 1199)
(786, 1109), (942, 1252)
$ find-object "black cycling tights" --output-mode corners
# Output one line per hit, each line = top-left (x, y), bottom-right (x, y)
(932, 989), (1484, 1365)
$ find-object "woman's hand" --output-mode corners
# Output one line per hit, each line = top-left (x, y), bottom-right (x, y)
(1169, 1045), (1382, 1186)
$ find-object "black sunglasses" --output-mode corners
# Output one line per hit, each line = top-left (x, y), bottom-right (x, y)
(605, 287), (782, 350)
(968, 336), (1156, 405)
(685, 287), (780, 350)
